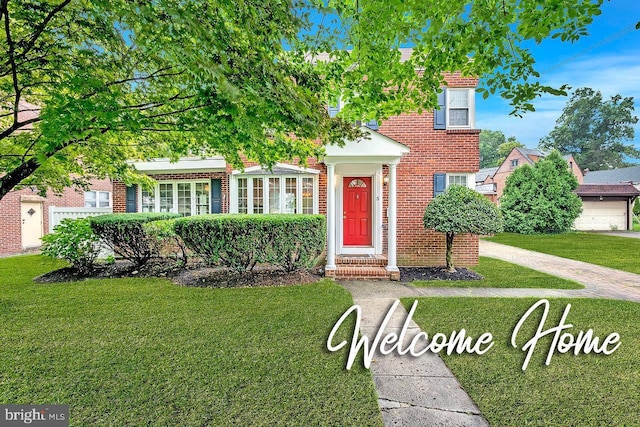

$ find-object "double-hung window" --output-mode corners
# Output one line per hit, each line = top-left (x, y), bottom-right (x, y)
(84, 191), (111, 208)
(141, 181), (210, 216)
(434, 88), (475, 129)
(433, 172), (475, 197)
(233, 173), (317, 214)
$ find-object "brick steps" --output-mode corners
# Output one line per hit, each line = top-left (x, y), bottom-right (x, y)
(326, 255), (400, 280)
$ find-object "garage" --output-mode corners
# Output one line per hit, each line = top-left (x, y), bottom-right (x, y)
(573, 184), (640, 231)
(574, 200), (628, 230)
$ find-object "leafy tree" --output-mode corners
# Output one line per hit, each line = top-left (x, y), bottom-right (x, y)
(1, 0), (607, 200)
(539, 88), (639, 171)
(500, 150), (582, 234)
(424, 185), (502, 272)
(496, 137), (525, 166)
(480, 130), (506, 168)
(480, 131), (525, 167)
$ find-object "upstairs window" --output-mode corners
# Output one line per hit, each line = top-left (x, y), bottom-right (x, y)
(434, 88), (475, 129)
(511, 159), (519, 168)
(447, 90), (470, 127)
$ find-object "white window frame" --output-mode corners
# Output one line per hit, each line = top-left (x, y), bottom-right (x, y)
(84, 190), (111, 208)
(137, 180), (211, 216)
(230, 172), (319, 215)
(446, 88), (475, 129)
(446, 173), (475, 190)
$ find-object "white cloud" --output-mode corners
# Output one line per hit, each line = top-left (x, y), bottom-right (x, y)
(477, 52), (640, 150)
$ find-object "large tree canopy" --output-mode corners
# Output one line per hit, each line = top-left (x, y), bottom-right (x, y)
(1, 0), (607, 199)
(539, 87), (639, 171)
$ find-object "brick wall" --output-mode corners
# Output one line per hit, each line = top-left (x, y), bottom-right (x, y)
(379, 116), (480, 266)
(0, 178), (112, 255)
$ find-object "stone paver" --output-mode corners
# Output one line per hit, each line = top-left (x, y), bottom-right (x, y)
(480, 240), (640, 302)
(341, 241), (640, 426)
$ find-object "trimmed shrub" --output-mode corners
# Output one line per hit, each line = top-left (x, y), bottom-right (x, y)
(175, 214), (326, 272)
(89, 213), (180, 267)
(424, 185), (503, 271)
(143, 219), (188, 264)
(41, 218), (101, 274)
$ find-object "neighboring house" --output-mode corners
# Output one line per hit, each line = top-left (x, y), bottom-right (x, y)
(474, 147), (638, 231)
(573, 184), (639, 231)
(113, 69), (481, 279)
(0, 102), (114, 256)
(575, 165), (640, 231)
(477, 147), (583, 200)
(583, 165), (640, 191)
(475, 166), (499, 203)
(0, 179), (113, 256)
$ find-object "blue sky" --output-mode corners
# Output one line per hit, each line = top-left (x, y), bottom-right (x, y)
(476, 0), (640, 155)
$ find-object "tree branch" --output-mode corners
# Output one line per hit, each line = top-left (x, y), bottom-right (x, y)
(11, 0), (72, 65)
(0, 116), (42, 140)
(2, 1), (21, 127)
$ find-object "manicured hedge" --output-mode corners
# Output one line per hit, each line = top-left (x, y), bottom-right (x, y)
(143, 219), (188, 264)
(174, 214), (326, 271)
(90, 213), (180, 267)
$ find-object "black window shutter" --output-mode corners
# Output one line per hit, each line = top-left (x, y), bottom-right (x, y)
(211, 178), (222, 214)
(125, 185), (137, 212)
(434, 89), (446, 130)
(433, 173), (446, 197)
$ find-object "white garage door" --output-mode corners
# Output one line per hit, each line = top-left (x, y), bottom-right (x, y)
(574, 201), (627, 231)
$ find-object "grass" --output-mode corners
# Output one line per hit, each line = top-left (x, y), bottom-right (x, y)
(485, 232), (640, 274)
(0, 255), (382, 426)
(411, 257), (583, 289)
(403, 297), (640, 426)
(633, 218), (640, 231)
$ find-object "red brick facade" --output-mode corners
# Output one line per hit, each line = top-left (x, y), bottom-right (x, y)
(378, 116), (480, 266)
(0, 179), (112, 255)
(113, 73), (481, 267)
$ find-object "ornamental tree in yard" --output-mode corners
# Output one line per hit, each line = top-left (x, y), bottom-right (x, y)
(500, 150), (582, 234)
(1, 0), (607, 200)
(424, 186), (502, 272)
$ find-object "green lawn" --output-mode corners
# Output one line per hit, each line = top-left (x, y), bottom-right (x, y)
(411, 257), (583, 289)
(0, 256), (382, 426)
(403, 297), (640, 426)
(633, 218), (640, 231)
(485, 232), (640, 274)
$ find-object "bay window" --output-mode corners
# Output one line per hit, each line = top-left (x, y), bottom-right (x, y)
(231, 173), (318, 214)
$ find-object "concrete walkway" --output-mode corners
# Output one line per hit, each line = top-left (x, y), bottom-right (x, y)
(598, 230), (640, 239)
(340, 240), (640, 426)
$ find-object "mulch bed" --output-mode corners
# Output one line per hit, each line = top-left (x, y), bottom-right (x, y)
(34, 260), (324, 288)
(35, 260), (480, 287)
(399, 266), (483, 282)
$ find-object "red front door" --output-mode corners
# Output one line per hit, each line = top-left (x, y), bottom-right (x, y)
(343, 177), (372, 246)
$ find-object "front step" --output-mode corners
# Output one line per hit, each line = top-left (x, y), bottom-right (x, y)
(326, 255), (400, 280)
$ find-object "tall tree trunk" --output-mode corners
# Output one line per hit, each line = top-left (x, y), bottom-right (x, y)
(445, 232), (455, 272)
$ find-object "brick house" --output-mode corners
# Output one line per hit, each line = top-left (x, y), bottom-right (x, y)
(0, 179), (113, 256)
(113, 72), (481, 279)
(477, 147), (583, 201)
(0, 101), (114, 256)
